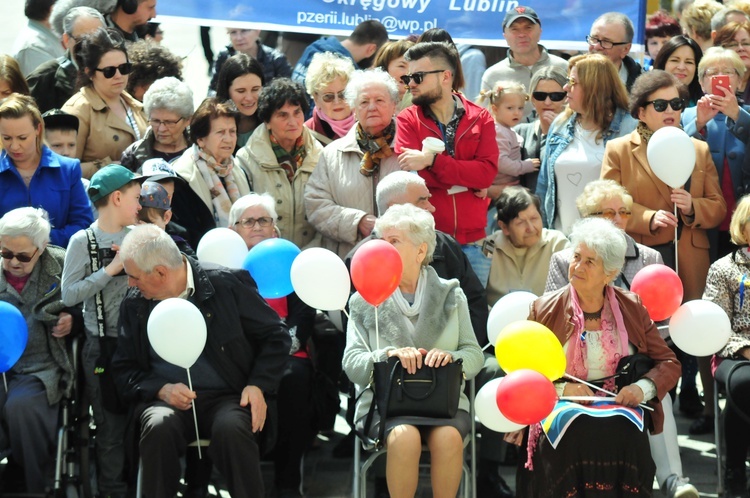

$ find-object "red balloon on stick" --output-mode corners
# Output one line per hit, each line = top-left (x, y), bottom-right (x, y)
(350, 239), (403, 306)
(496, 369), (557, 425)
(630, 264), (683, 321)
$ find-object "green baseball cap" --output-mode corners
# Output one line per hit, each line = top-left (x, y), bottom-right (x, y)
(88, 164), (143, 203)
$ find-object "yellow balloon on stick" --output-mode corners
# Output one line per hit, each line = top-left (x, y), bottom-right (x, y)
(495, 320), (566, 381)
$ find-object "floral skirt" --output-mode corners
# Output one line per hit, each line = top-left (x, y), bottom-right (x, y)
(516, 414), (655, 497)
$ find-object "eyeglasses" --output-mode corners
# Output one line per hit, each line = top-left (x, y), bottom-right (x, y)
(704, 67), (740, 77)
(565, 77), (577, 87)
(149, 117), (184, 129)
(723, 40), (750, 50)
(400, 69), (446, 86)
(644, 98), (686, 112)
(1, 247), (39, 263)
(586, 35), (630, 50)
(532, 91), (566, 102)
(320, 91), (346, 103)
(95, 62), (133, 79)
(590, 209), (632, 220)
(235, 216), (274, 229)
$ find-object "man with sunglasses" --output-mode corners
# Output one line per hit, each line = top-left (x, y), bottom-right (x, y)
(395, 41), (498, 287)
(588, 12), (642, 91)
(480, 6), (567, 118)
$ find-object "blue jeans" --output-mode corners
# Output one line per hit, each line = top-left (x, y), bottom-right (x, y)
(462, 243), (490, 288)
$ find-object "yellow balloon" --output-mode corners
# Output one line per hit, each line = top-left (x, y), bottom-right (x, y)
(495, 320), (566, 380)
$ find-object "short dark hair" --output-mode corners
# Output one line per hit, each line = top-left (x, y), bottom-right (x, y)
(74, 27), (128, 89)
(126, 40), (182, 97)
(138, 206), (167, 223)
(256, 78), (309, 123)
(653, 35), (703, 103)
(349, 20), (389, 48)
(629, 69), (689, 119)
(404, 42), (458, 82)
(416, 29), (465, 91)
(496, 186), (541, 225)
(93, 180), (140, 209)
(216, 53), (265, 102)
(189, 97), (240, 145)
(25, 0), (55, 21)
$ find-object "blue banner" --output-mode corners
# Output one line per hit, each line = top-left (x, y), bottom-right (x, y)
(156, 0), (648, 51)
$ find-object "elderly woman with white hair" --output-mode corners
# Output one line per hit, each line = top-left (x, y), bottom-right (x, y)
(516, 217), (680, 497)
(304, 69), (402, 259)
(343, 203), (483, 498)
(228, 193), (317, 498)
(0, 207), (77, 493)
(120, 76), (194, 172)
(304, 52), (356, 146)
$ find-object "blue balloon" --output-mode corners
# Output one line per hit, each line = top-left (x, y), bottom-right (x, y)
(242, 238), (301, 298)
(0, 301), (28, 373)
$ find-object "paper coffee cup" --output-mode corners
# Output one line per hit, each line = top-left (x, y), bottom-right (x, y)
(422, 137), (445, 154)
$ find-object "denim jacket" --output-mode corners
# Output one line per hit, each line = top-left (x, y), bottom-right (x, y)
(536, 108), (637, 228)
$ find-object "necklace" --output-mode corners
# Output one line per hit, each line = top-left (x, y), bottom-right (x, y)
(583, 305), (604, 321)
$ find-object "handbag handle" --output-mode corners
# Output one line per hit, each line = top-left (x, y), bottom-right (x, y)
(398, 364), (437, 401)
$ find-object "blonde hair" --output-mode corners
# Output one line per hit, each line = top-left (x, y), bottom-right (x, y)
(728, 0), (750, 18)
(305, 52), (355, 96)
(699, 46), (746, 79)
(682, 0), (724, 40)
(477, 80), (528, 106)
(0, 93), (44, 156)
(730, 195), (750, 245)
(576, 179), (634, 217)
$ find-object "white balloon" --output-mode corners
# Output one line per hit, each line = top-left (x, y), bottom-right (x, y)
(148, 298), (207, 369)
(474, 378), (527, 433)
(290, 248), (351, 310)
(646, 127), (696, 188)
(487, 291), (537, 345)
(196, 228), (248, 269)
(669, 299), (731, 357)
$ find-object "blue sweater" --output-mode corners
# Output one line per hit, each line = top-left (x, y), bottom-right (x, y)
(0, 146), (93, 247)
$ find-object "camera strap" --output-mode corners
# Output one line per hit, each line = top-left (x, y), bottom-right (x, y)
(85, 228), (107, 339)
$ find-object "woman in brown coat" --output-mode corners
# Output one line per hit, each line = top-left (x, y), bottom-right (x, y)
(62, 28), (147, 178)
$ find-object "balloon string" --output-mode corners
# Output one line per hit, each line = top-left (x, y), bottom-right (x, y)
(563, 374), (653, 411)
(674, 203), (679, 275)
(375, 306), (380, 352)
(186, 368), (202, 459)
(342, 309), (372, 354)
(2, 373), (6, 393)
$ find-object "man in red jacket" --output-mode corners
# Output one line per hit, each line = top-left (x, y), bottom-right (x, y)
(395, 41), (498, 285)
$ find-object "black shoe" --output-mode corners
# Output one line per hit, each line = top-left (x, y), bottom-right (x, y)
(678, 386), (704, 418)
(725, 466), (749, 498)
(688, 415), (713, 435)
(477, 471), (514, 498)
(374, 477), (390, 498)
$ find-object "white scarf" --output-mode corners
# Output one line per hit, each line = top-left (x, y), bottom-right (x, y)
(390, 267), (428, 337)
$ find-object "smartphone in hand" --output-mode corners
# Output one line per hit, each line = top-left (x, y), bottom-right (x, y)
(711, 74), (730, 96)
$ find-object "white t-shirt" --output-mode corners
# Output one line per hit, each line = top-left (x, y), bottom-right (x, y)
(553, 123), (605, 234)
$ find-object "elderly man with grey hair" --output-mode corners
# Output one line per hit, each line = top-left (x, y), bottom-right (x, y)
(587, 12), (642, 91)
(120, 77), (194, 172)
(304, 68), (402, 259)
(111, 224), (291, 498)
(27, 4), (105, 113)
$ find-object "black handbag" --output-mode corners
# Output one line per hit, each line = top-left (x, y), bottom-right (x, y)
(614, 353), (655, 392)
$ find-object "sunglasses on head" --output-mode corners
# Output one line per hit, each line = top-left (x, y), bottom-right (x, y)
(644, 98), (686, 112)
(1, 247), (39, 263)
(95, 62), (133, 79)
(532, 91), (566, 102)
(399, 69), (446, 86)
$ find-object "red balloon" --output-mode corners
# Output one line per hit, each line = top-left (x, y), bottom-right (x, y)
(630, 264), (683, 321)
(350, 239), (403, 306)
(496, 369), (557, 425)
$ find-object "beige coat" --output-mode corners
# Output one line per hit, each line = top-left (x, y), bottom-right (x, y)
(304, 125), (401, 259)
(62, 86), (147, 178)
(236, 126), (322, 249)
(601, 130), (726, 300)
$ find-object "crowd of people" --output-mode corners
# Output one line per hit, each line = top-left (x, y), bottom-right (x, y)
(4, 0), (750, 497)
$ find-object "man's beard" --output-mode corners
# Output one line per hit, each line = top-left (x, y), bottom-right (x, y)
(412, 87), (441, 107)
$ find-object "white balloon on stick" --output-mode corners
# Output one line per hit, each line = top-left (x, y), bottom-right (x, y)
(474, 378), (527, 433)
(487, 291), (537, 346)
(669, 299), (732, 357)
(196, 228), (248, 269)
(291, 248), (351, 310)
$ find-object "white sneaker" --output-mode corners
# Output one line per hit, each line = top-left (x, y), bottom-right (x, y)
(663, 474), (699, 498)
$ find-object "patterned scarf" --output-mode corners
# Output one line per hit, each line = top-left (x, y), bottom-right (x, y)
(270, 132), (307, 183)
(193, 144), (241, 227)
(636, 121), (655, 144)
(356, 120), (395, 177)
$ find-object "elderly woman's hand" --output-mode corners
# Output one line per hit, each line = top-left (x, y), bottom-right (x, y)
(615, 384), (645, 408)
(562, 382), (595, 404)
(709, 83), (741, 122)
(358, 215), (377, 237)
(649, 209), (678, 231)
(51, 312), (73, 338)
(671, 188), (694, 217)
(387, 347), (423, 374)
(422, 348), (453, 368)
(695, 95), (720, 131)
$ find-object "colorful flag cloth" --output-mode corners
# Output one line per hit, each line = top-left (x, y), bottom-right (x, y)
(541, 400), (645, 449)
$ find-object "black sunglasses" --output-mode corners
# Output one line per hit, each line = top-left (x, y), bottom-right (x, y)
(1, 247), (39, 263)
(532, 91), (566, 102)
(95, 62), (133, 79)
(644, 98), (686, 112)
(400, 69), (446, 86)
